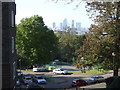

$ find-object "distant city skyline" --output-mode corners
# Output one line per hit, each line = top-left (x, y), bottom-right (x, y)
(15, 0), (94, 29)
(52, 18), (82, 30)
(51, 18), (88, 35)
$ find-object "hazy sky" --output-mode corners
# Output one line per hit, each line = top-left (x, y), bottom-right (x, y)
(15, 0), (94, 28)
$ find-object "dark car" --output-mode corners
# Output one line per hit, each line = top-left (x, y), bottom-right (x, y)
(17, 71), (23, 77)
(26, 83), (44, 90)
(72, 79), (88, 87)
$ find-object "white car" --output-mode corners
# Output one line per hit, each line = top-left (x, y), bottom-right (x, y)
(32, 75), (46, 84)
(33, 67), (47, 72)
(33, 65), (47, 72)
(33, 67), (40, 72)
(53, 68), (68, 75)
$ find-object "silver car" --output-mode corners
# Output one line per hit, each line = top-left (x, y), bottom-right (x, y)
(22, 75), (32, 85)
(89, 75), (104, 83)
(53, 68), (68, 75)
(32, 75), (46, 84)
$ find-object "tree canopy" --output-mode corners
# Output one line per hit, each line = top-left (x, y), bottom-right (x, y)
(75, 1), (120, 76)
(56, 32), (85, 62)
(16, 15), (58, 66)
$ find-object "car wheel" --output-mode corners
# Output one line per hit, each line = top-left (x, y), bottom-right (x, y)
(63, 73), (66, 75)
(37, 81), (39, 84)
(24, 82), (27, 85)
(72, 85), (74, 87)
(34, 80), (37, 83)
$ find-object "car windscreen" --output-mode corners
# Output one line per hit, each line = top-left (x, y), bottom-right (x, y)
(79, 80), (85, 82)
(97, 77), (103, 78)
(25, 77), (32, 80)
(17, 71), (22, 73)
(60, 69), (64, 71)
(91, 76), (96, 78)
(72, 80), (76, 83)
(37, 77), (43, 79)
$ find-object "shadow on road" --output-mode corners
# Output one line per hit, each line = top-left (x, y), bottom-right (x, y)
(65, 69), (79, 71)
(43, 76), (84, 88)
(66, 73), (73, 75)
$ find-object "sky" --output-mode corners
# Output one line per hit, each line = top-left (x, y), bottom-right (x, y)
(15, 0), (94, 28)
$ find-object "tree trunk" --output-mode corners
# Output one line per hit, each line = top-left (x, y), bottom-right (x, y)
(113, 66), (118, 76)
(113, 1), (120, 77)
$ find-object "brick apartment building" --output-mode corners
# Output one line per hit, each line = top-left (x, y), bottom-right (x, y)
(0, 0), (16, 89)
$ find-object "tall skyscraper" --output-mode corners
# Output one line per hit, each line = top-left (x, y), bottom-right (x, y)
(76, 22), (81, 31)
(76, 22), (81, 35)
(63, 18), (67, 30)
(71, 20), (75, 28)
(60, 23), (63, 31)
(52, 22), (56, 29)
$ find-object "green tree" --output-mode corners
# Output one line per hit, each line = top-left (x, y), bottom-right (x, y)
(75, 24), (115, 71)
(16, 15), (58, 66)
(56, 32), (84, 63)
(74, 1), (120, 76)
(85, 1), (120, 76)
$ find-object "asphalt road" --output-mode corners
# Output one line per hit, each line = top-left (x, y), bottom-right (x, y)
(80, 82), (106, 88)
(19, 65), (116, 89)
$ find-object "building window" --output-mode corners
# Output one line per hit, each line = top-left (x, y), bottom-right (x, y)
(11, 11), (14, 27)
(12, 37), (15, 53)
(13, 62), (15, 79)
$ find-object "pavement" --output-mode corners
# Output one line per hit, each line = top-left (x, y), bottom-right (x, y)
(80, 82), (106, 89)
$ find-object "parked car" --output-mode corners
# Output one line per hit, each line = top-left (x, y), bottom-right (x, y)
(16, 79), (21, 86)
(89, 75), (104, 83)
(22, 75), (32, 85)
(33, 65), (48, 72)
(85, 79), (95, 84)
(17, 71), (23, 76)
(72, 79), (88, 87)
(26, 83), (44, 90)
(32, 75), (46, 84)
(53, 68), (68, 75)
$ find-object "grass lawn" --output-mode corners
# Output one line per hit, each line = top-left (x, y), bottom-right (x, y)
(68, 69), (109, 75)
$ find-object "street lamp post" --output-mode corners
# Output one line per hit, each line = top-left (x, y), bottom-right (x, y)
(112, 52), (115, 76)
(81, 57), (86, 73)
(81, 57), (84, 60)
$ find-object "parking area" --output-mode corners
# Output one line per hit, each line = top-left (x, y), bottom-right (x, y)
(16, 66), (86, 89)
(16, 74), (82, 89)
(15, 65), (112, 89)
(18, 70), (83, 88)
